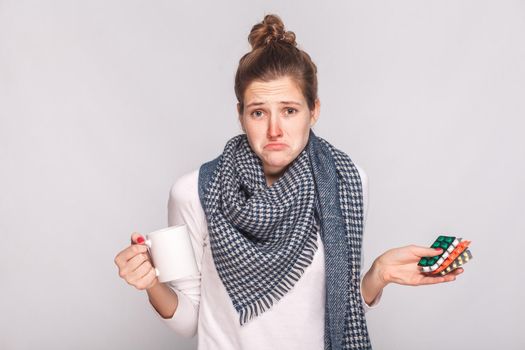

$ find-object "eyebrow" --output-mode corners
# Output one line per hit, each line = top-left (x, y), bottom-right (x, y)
(245, 100), (302, 109)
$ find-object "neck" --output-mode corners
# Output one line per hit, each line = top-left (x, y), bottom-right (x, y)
(265, 175), (278, 187)
(264, 167), (287, 187)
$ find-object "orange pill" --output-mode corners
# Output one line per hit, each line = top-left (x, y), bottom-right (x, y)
(430, 240), (471, 275)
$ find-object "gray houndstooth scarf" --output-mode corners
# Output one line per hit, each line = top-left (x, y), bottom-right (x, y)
(198, 130), (372, 349)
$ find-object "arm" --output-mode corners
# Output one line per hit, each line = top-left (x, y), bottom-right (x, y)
(147, 169), (205, 337)
(146, 282), (179, 319)
(356, 165), (463, 306)
(355, 163), (383, 307)
(361, 260), (387, 306)
(361, 245), (464, 304)
(355, 164), (382, 310)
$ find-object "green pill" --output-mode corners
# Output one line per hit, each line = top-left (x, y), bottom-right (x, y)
(418, 235), (460, 272)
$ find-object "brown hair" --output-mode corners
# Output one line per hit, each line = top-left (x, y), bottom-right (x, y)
(235, 14), (318, 114)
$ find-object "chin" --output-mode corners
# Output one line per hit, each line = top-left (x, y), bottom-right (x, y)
(264, 157), (293, 172)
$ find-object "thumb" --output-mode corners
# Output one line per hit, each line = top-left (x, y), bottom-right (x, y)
(410, 245), (444, 258)
(130, 232), (145, 245)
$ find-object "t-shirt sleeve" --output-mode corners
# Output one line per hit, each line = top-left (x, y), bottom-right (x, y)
(355, 163), (383, 311)
(151, 169), (205, 337)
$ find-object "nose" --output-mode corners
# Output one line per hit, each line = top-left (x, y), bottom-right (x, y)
(267, 114), (283, 139)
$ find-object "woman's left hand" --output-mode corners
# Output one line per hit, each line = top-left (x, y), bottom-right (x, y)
(361, 245), (464, 305)
(374, 245), (463, 286)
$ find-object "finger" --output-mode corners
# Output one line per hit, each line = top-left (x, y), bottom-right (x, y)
(446, 267), (464, 276)
(421, 268), (463, 284)
(129, 260), (156, 288)
(427, 267), (464, 279)
(409, 245), (445, 258)
(417, 274), (454, 285)
(119, 252), (149, 278)
(115, 243), (148, 267)
(144, 271), (159, 290)
(131, 232), (146, 245)
(138, 267), (159, 290)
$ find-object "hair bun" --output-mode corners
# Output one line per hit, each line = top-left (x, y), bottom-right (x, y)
(248, 14), (297, 50)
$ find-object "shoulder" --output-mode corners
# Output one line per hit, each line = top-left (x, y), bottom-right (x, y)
(317, 135), (367, 185)
(168, 169), (208, 246)
(330, 144), (368, 188)
(353, 162), (368, 187)
(169, 169), (200, 206)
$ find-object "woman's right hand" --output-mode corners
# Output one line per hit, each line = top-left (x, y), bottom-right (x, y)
(114, 233), (159, 290)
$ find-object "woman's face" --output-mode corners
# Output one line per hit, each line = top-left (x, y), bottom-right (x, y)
(238, 76), (320, 185)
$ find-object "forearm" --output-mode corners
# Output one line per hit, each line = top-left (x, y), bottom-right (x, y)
(146, 282), (179, 319)
(361, 259), (388, 305)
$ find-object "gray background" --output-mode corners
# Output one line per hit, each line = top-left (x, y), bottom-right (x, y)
(1, 0), (524, 349)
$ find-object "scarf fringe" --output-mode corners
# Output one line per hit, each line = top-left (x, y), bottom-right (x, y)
(238, 227), (319, 326)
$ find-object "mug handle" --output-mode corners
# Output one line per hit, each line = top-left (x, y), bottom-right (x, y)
(144, 239), (160, 277)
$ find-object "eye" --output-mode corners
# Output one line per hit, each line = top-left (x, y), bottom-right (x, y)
(250, 110), (264, 118)
(284, 107), (297, 115)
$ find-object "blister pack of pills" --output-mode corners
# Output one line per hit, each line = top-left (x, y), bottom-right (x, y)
(418, 235), (473, 275)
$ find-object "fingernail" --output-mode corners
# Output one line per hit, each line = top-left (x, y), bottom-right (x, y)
(434, 248), (442, 251)
(137, 237), (145, 244)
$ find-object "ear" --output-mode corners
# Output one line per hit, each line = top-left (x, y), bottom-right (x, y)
(237, 102), (246, 132)
(309, 99), (320, 127)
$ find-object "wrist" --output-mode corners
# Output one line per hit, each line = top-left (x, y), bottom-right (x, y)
(361, 258), (388, 306)
(146, 278), (161, 293)
(371, 257), (390, 288)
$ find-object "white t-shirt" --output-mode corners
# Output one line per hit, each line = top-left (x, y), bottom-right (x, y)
(151, 164), (381, 349)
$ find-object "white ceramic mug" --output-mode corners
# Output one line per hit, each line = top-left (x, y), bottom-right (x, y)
(145, 225), (199, 283)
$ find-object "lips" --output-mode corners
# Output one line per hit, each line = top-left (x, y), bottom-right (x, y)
(264, 142), (287, 150)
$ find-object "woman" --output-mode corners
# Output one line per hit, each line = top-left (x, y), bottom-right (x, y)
(114, 14), (463, 350)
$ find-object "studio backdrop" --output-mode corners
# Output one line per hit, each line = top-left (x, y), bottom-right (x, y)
(1, 1), (524, 349)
